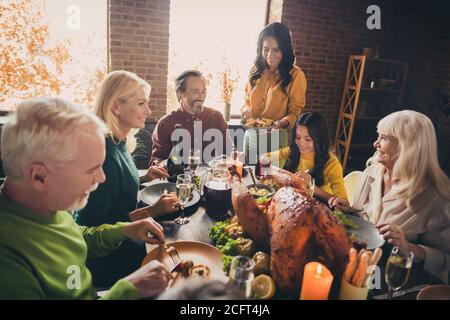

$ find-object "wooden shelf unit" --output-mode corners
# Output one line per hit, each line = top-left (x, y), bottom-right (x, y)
(335, 55), (408, 171)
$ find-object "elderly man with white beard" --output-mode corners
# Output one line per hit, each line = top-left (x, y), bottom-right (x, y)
(0, 97), (172, 299)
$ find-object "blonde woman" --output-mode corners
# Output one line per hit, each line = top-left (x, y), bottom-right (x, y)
(74, 71), (180, 288)
(331, 110), (449, 282)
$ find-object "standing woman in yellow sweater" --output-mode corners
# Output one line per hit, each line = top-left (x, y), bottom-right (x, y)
(267, 112), (349, 204)
(242, 22), (307, 159)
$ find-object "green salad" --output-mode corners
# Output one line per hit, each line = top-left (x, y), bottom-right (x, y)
(209, 219), (236, 273)
(209, 219), (256, 273)
(333, 208), (360, 230)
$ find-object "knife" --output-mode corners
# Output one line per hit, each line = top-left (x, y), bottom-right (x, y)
(372, 284), (430, 300)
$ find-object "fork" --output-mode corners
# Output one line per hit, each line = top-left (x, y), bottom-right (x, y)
(164, 244), (181, 271)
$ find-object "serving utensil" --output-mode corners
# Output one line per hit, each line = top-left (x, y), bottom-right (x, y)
(246, 167), (259, 192)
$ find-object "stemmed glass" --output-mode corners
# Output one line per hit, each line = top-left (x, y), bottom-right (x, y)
(385, 246), (414, 300)
(307, 177), (315, 196)
(299, 174), (315, 197)
(174, 174), (192, 225)
(187, 149), (201, 175)
(228, 255), (255, 298)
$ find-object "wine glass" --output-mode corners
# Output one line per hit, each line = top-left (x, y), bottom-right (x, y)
(385, 246), (414, 300)
(187, 149), (201, 175)
(299, 174), (315, 197)
(308, 177), (315, 196)
(228, 255), (255, 298)
(174, 173), (192, 225)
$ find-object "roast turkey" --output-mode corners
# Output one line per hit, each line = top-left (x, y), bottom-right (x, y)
(268, 187), (352, 296)
(231, 173), (270, 251)
(231, 167), (352, 297)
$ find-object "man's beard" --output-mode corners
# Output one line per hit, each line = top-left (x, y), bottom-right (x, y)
(67, 183), (99, 212)
(191, 101), (203, 115)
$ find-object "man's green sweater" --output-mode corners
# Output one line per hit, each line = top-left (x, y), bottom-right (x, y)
(0, 192), (139, 299)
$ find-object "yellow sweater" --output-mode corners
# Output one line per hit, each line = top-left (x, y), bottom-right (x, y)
(243, 66), (307, 126)
(266, 147), (348, 200)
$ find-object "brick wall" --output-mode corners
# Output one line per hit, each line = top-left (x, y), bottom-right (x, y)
(276, 0), (448, 173)
(388, 1), (450, 174)
(109, 0), (171, 120)
(107, 0), (448, 173)
(279, 0), (396, 135)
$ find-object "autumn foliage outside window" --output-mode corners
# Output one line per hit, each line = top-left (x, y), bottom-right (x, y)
(0, 0), (107, 111)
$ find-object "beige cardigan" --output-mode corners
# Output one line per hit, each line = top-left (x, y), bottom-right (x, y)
(352, 164), (450, 283)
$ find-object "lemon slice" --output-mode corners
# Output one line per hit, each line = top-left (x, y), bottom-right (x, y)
(252, 274), (276, 300)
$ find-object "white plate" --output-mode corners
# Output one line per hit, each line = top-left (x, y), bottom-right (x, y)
(346, 214), (385, 250)
(139, 182), (200, 208)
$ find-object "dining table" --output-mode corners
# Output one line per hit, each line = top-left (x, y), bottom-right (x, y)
(138, 168), (444, 300)
(139, 165), (237, 245)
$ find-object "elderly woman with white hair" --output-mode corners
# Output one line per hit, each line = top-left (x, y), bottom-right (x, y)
(0, 97), (172, 299)
(330, 110), (449, 283)
(74, 71), (180, 288)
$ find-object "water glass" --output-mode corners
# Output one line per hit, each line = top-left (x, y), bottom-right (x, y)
(228, 255), (255, 298)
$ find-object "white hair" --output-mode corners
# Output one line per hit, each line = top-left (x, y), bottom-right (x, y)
(1, 97), (109, 180)
(373, 110), (449, 204)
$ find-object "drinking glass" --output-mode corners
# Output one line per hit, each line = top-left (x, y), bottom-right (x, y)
(233, 151), (245, 177)
(228, 255), (255, 298)
(188, 149), (201, 175)
(308, 177), (315, 196)
(259, 154), (272, 178)
(174, 173), (192, 225)
(385, 246), (414, 300)
(299, 174), (315, 197)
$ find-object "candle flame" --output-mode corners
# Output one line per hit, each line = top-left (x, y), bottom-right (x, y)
(316, 263), (322, 275)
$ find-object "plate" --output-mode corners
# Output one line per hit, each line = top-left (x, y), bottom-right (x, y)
(242, 125), (274, 131)
(139, 182), (201, 208)
(417, 285), (450, 300)
(345, 214), (385, 250)
(240, 119), (274, 131)
(241, 124), (275, 131)
(141, 240), (228, 283)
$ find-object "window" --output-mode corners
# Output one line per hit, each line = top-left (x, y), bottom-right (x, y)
(167, 0), (267, 116)
(0, 0), (107, 111)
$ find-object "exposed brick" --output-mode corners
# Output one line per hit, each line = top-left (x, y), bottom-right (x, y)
(108, 0), (448, 172)
(110, 0), (170, 121)
(279, 0), (449, 172)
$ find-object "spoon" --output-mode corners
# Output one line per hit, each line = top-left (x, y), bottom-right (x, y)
(246, 167), (259, 191)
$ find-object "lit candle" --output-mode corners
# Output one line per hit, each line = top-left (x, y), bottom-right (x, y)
(300, 262), (334, 300)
